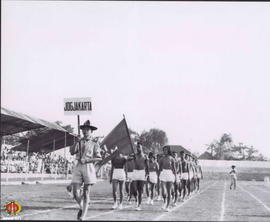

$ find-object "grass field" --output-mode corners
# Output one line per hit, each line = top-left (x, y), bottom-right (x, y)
(200, 160), (270, 181)
(1, 179), (270, 221)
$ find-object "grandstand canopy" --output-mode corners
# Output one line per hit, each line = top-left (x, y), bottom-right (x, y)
(12, 129), (77, 153)
(1, 107), (66, 136)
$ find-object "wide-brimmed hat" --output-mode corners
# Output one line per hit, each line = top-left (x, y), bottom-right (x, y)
(80, 120), (97, 131)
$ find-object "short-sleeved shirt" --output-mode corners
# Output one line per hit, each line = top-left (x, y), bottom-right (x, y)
(230, 169), (237, 178)
(72, 137), (101, 162)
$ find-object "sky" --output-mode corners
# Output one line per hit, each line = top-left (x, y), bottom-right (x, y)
(2, 1), (270, 158)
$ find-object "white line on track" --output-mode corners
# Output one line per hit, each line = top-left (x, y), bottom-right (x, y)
(85, 205), (133, 220)
(21, 199), (112, 218)
(21, 204), (78, 218)
(219, 181), (226, 221)
(153, 181), (217, 221)
(238, 184), (270, 213)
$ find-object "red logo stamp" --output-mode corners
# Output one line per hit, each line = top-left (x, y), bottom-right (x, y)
(4, 201), (22, 215)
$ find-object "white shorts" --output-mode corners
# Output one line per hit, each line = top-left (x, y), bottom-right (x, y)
(160, 169), (175, 183)
(181, 172), (189, 180)
(126, 172), (134, 182)
(189, 171), (194, 179)
(175, 174), (180, 183)
(112, 168), (126, 181)
(133, 169), (146, 181)
(197, 173), (201, 179)
(72, 162), (97, 185)
(149, 172), (158, 184)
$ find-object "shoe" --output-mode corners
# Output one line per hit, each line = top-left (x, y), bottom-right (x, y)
(172, 202), (177, 207)
(146, 197), (151, 204)
(67, 185), (72, 193)
(118, 203), (123, 210)
(150, 200), (154, 205)
(135, 206), (141, 211)
(164, 207), (171, 212)
(112, 202), (118, 209)
(157, 196), (162, 201)
(77, 209), (82, 220)
(128, 200), (132, 205)
(162, 202), (167, 210)
(67, 192), (73, 198)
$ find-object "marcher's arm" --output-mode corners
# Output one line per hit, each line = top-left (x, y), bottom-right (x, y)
(155, 162), (159, 175)
(200, 166), (203, 179)
(158, 159), (162, 177)
(145, 158), (149, 177)
(171, 158), (176, 175)
(69, 142), (79, 155)
(110, 163), (114, 184)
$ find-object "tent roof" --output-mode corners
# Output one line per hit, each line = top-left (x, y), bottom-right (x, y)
(1, 107), (66, 136)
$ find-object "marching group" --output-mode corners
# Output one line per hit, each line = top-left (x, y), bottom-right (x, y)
(110, 143), (203, 212)
(67, 120), (203, 221)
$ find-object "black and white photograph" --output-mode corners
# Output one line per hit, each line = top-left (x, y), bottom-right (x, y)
(1, 1), (270, 221)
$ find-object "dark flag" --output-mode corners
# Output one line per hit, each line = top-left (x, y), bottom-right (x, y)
(97, 117), (135, 167)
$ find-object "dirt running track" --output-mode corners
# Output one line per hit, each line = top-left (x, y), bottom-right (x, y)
(1, 180), (270, 221)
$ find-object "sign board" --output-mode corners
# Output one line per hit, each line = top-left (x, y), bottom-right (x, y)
(64, 97), (92, 115)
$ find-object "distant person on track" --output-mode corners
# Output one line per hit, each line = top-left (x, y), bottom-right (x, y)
(69, 120), (102, 221)
(229, 165), (237, 190)
(180, 151), (189, 201)
(132, 142), (149, 211)
(146, 152), (159, 205)
(158, 146), (176, 212)
(110, 147), (134, 210)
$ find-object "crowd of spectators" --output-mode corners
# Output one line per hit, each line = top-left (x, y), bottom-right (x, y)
(1, 146), (73, 174)
(1, 145), (111, 179)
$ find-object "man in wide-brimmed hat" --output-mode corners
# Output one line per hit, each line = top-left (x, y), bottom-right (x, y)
(69, 120), (102, 221)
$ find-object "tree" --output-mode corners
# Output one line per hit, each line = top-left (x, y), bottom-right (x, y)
(206, 140), (219, 157)
(205, 134), (267, 161)
(138, 128), (168, 154)
(219, 133), (233, 160)
(245, 146), (258, 160)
